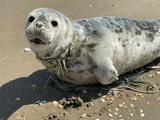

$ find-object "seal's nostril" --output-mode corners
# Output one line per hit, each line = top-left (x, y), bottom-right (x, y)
(35, 22), (43, 28)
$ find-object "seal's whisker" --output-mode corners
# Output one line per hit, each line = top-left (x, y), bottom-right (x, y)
(62, 59), (68, 74)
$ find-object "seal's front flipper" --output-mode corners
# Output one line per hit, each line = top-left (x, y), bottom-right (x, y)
(94, 58), (119, 85)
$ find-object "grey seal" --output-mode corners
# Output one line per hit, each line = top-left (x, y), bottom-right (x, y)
(25, 8), (160, 86)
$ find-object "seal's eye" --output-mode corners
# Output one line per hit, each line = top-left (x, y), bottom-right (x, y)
(28, 16), (35, 23)
(51, 20), (58, 27)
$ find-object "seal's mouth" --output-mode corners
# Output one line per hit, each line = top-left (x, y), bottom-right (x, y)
(30, 38), (51, 45)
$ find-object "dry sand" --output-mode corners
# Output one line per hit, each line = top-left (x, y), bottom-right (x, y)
(1, 0), (160, 120)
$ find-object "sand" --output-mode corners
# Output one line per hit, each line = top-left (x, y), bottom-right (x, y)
(0, 0), (160, 120)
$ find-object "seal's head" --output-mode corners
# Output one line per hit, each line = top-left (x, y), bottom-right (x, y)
(25, 8), (73, 56)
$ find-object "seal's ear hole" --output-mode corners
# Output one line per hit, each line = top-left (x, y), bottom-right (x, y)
(51, 20), (58, 27)
(28, 16), (35, 23)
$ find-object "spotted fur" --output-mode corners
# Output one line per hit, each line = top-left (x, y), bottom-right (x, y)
(25, 8), (160, 85)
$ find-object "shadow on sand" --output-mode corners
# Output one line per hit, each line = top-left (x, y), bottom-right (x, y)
(0, 69), (116, 119)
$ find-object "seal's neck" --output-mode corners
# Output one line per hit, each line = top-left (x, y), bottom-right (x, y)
(35, 39), (72, 61)
(36, 28), (74, 60)
(35, 22), (86, 60)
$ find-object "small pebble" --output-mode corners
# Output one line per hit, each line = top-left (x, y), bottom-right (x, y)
(57, 104), (63, 109)
(35, 100), (46, 106)
(111, 90), (119, 96)
(130, 96), (137, 101)
(16, 116), (21, 119)
(107, 109), (112, 112)
(110, 97), (115, 101)
(124, 105), (127, 108)
(39, 102), (43, 106)
(15, 97), (21, 101)
(140, 109), (143, 113)
(82, 90), (87, 94)
(102, 96), (107, 100)
(102, 95), (106, 98)
(24, 48), (31, 52)
(34, 100), (40, 104)
(140, 113), (145, 117)
(136, 93), (144, 98)
(130, 113), (133, 117)
(108, 113), (113, 117)
(115, 108), (119, 111)
(52, 101), (59, 107)
(97, 93), (102, 96)
(89, 4), (93, 7)
(86, 102), (94, 107)
(119, 115), (122, 117)
(157, 97), (160, 101)
(148, 74), (153, 78)
(16, 114), (25, 119)
(100, 98), (105, 103)
(31, 84), (36, 88)
(106, 97), (110, 101)
(122, 102), (125, 105)
(114, 112), (118, 115)
(96, 119), (100, 120)
(118, 104), (123, 108)
(80, 113), (87, 118)
(147, 101), (151, 105)
(156, 71), (160, 75)
(90, 102), (94, 106)
(130, 103), (134, 108)
(42, 101), (46, 103)
(108, 101), (113, 105)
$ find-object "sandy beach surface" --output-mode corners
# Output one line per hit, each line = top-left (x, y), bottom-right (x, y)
(1, 0), (160, 120)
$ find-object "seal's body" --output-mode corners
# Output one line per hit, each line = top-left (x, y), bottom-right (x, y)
(25, 8), (160, 85)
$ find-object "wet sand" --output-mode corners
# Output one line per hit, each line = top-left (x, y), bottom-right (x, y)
(1, 0), (160, 120)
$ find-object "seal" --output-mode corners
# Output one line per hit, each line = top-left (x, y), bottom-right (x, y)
(25, 8), (160, 86)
